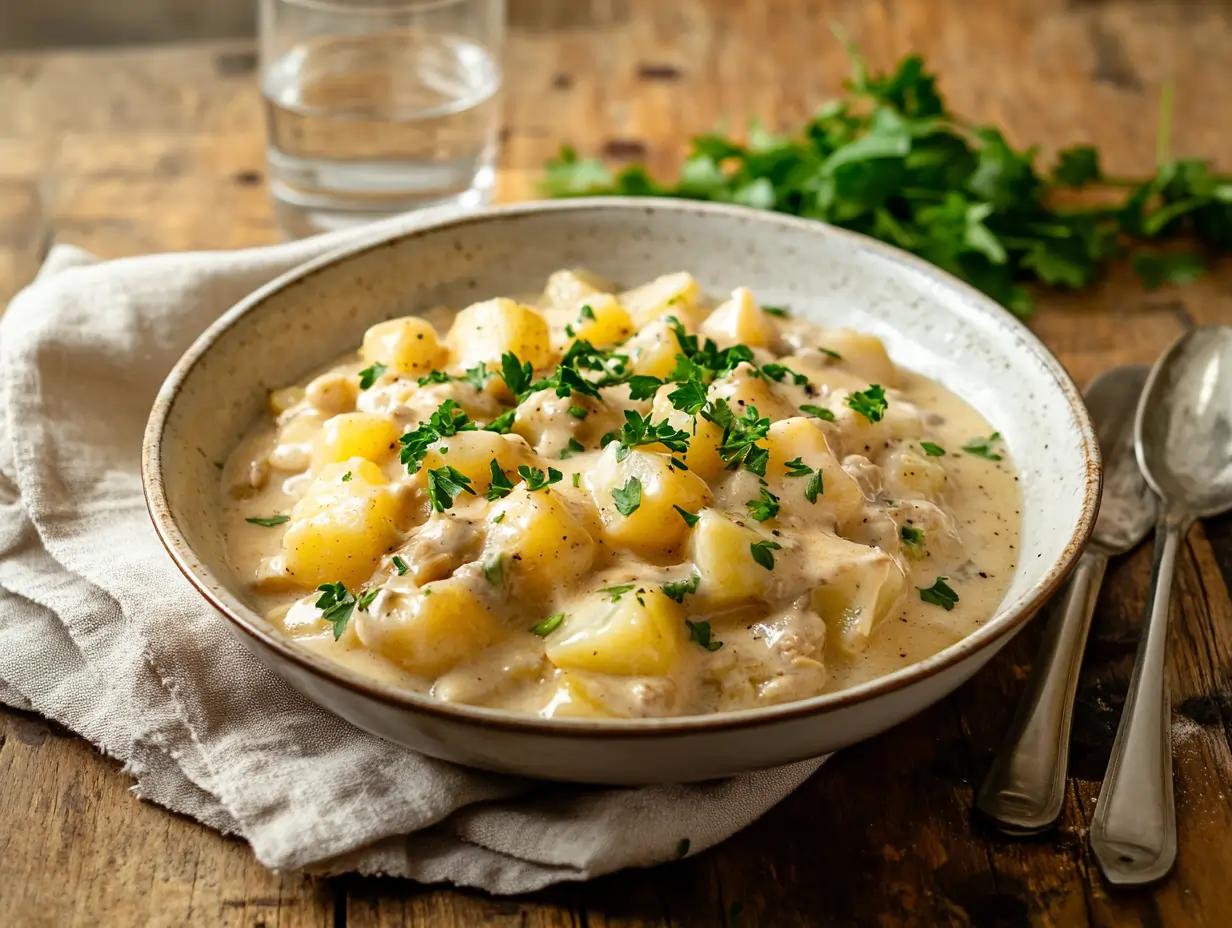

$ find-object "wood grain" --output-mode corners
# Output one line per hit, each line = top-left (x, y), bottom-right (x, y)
(3, 0), (1232, 925)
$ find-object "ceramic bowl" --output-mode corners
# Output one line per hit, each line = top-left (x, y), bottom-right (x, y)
(142, 198), (1100, 784)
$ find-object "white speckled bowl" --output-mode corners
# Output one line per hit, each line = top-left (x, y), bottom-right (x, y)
(142, 199), (1100, 784)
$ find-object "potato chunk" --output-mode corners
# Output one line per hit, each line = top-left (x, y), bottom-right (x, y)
(313, 412), (400, 468)
(626, 317), (688, 379)
(764, 417), (866, 527)
(884, 448), (947, 500)
(420, 430), (526, 495)
(546, 589), (684, 676)
(586, 445), (712, 554)
(549, 293), (634, 351)
(689, 509), (772, 604)
(822, 329), (898, 387)
(356, 577), (503, 677)
(651, 391), (726, 480)
(805, 532), (906, 654)
(700, 286), (779, 349)
(283, 461), (402, 588)
(446, 298), (552, 371)
(268, 386), (305, 415)
(544, 268), (613, 310)
(540, 672), (621, 719)
(361, 316), (447, 377)
(483, 485), (596, 600)
(708, 364), (798, 422)
(620, 272), (702, 328)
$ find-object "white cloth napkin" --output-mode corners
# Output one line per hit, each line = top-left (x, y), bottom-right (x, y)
(0, 211), (822, 894)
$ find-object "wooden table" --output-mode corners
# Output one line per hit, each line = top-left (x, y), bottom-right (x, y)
(3, 1), (1231, 924)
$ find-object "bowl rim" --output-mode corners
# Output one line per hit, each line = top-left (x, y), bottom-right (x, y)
(142, 196), (1102, 738)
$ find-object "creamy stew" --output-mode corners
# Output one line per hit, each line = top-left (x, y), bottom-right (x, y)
(221, 269), (1021, 719)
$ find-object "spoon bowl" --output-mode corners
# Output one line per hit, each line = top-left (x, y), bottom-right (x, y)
(1136, 325), (1232, 516)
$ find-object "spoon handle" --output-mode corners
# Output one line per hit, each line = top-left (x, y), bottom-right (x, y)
(976, 549), (1108, 834)
(1090, 512), (1188, 885)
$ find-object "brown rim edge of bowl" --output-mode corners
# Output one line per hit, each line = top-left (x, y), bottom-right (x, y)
(141, 197), (1103, 739)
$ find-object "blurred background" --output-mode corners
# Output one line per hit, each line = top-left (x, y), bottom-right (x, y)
(1, 1), (255, 49)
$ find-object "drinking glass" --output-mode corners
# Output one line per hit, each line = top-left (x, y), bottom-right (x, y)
(259, 0), (504, 239)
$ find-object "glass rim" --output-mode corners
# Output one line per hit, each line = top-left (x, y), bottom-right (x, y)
(271, 0), (482, 14)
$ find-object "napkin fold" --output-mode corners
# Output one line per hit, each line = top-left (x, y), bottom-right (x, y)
(0, 212), (822, 894)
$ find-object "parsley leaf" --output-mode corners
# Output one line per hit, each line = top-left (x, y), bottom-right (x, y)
(817, 347), (842, 360)
(920, 441), (947, 456)
(357, 588), (380, 611)
(518, 464), (563, 492)
(568, 405), (588, 419)
(616, 410), (691, 459)
(462, 365), (491, 390)
(598, 583), (637, 602)
(427, 465), (476, 511)
(667, 379), (708, 417)
(799, 403), (836, 421)
(673, 505), (700, 527)
(500, 351), (535, 396)
(762, 305), (789, 318)
(746, 488), (780, 521)
(784, 457), (823, 503)
(749, 539), (782, 570)
(483, 554), (504, 586)
(612, 476), (643, 515)
(900, 524), (925, 557)
(663, 572), (701, 603)
(341, 471), (352, 482)
(486, 459), (514, 500)
(246, 514), (289, 527)
(530, 612), (565, 636)
(358, 362), (387, 390)
(627, 374), (664, 400)
(315, 582), (357, 640)
(845, 385), (888, 422)
(560, 437), (585, 459)
(391, 555), (410, 575)
(484, 408), (517, 434)
(761, 363), (809, 386)
(962, 432), (1003, 460)
(919, 576), (960, 610)
(707, 401), (771, 475)
(685, 619), (724, 651)
(417, 369), (453, 386)
(399, 400), (476, 471)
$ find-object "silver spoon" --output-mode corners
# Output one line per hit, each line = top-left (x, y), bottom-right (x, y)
(1090, 325), (1232, 886)
(977, 366), (1155, 834)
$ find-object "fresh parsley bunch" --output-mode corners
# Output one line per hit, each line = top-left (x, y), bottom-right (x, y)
(541, 35), (1230, 316)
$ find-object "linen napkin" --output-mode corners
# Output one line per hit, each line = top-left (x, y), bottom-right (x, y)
(0, 211), (823, 894)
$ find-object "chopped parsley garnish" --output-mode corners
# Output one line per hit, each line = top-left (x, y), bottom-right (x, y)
(799, 404), (836, 421)
(749, 539), (782, 570)
(919, 577), (959, 610)
(315, 582), (357, 640)
(686, 619), (724, 651)
(486, 460), (514, 500)
(568, 405), (588, 419)
(845, 384), (888, 422)
(417, 369), (453, 386)
(483, 554), (504, 586)
(340, 471), (352, 482)
(784, 457), (823, 503)
(673, 505), (700, 527)
(762, 305), (789, 318)
(572, 472), (581, 487)
(667, 318), (755, 381)
(761, 363), (809, 386)
(357, 588), (380, 611)
(900, 524), (925, 557)
(598, 583), (637, 602)
(920, 441), (947, 457)
(358, 362), (387, 390)
(818, 347), (842, 360)
(391, 555), (409, 575)
(530, 612), (565, 636)
(462, 365), (491, 390)
(500, 351), (535, 396)
(627, 375), (664, 400)
(746, 488), (780, 521)
(612, 476), (643, 516)
(705, 401), (770, 476)
(662, 572), (701, 603)
(667, 379), (708, 417)
(245, 514), (289, 527)
(578, 303), (597, 322)
(518, 464), (563, 492)
(492, 511), (506, 523)
(427, 465), (476, 511)
(484, 408), (517, 434)
(962, 432), (1003, 461)
(560, 437), (585, 459)
(616, 409), (691, 460)
(399, 400), (476, 471)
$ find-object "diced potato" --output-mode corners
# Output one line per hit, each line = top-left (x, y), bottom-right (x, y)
(831, 390), (893, 456)
(544, 268), (613, 310)
(362, 316), (447, 377)
(651, 391), (726, 480)
(283, 460), (403, 588)
(689, 509), (772, 604)
(419, 430), (526, 494)
(708, 365), (797, 422)
(560, 293), (635, 349)
(313, 412), (400, 468)
(822, 329), (898, 386)
(251, 555), (301, 595)
(883, 449), (946, 500)
(540, 672), (622, 719)
(305, 373), (358, 415)
(483, 485), (596, 600)
(764, 417), (866, 527)
(268, 386), (305, 415)
(626, 317), (688, 379)
(620, 272), (702, 328)
(446, 298), (552, 371)
(546, 589), (684, 676)
(270, 410), (328, 471)
(805, 533), (906, 654)
(700, 286), (779, 349)
(355, 577), (504, 676)
(586, 445), (712, 554)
